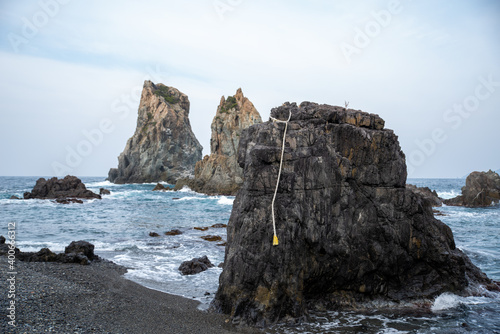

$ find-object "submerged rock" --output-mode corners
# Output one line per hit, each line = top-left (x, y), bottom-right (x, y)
(406, 184), (442, 207)
(443, 170), (500, 207)
(165, 229), (183, 236)
(108, 81), (203, 184)
(212, 102), (493, 326)
(175, 89), (262, 195)
(23, 176), (101, 202)
(99, 188), (111, 195)
(178, 255), (214, 275)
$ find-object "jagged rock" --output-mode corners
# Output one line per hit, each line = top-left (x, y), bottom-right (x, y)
(108, 81), (203, 184)
(65, 240), (97, 261)
(178, 255), (214, 275)
(444, 170), (500, 207)
(165, 229), (183, 236)
(406, 184), (442, 207)
(174, 89), (262, 195)
(212, 102), (492, 326)
(152, 183), (167, 191)
(23, 176), (101, 202)
(100, 188), (111, 195)
(16, 241), (98, 265)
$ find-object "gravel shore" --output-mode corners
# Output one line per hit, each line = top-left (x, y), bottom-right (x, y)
(0, 257), (260, 334)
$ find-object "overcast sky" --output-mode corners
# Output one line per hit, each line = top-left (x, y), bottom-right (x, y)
(0, 0), (499, 178)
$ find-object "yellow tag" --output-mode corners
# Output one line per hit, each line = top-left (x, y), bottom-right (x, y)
(273, 235), (279, 246)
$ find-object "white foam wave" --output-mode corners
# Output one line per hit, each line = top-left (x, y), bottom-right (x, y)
(431, 293), (492, 312)
(177, 196), (205, 201)
(85, 180), (113, 188)
(217, 196), (234, 205)
(177, 186), (197, 193)
(437, 190), (460, 199)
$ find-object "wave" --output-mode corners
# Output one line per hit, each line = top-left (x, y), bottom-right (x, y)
(437, 190), (460, 199)
(431, 292), (493, 312)
(85, 180), (113, 188)
(217, 196), (234, 205)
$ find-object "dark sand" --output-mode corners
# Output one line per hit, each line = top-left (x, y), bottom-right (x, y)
(0, 257), (261, 334)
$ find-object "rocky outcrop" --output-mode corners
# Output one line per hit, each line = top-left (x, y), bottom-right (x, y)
(178, 255), (214, 275)
(212, 102), (492, 326)
(174, 89), (262, 195)
(99, 188), (111, 195)
(23, 176), (101, 201)
(16, 241), (98, 265)
(444, 170), (500, 207)
(108, 81), (203, 184)
(406, 184), (442, 207)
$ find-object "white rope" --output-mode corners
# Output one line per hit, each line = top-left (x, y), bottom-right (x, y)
(270, 111), (292, 246)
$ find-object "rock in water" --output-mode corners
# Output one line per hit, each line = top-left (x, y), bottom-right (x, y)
(108, 81), (203, 184)
(175, 89), (262, 195)
(443, 170), (500, 207)
(212, 102), (492, 326)
(406, 184), (442, 207)
(178, 255), (214, 275)
(23, 176), (101, 200)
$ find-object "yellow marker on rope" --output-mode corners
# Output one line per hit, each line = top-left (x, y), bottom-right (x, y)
(270, 111), (292, 246)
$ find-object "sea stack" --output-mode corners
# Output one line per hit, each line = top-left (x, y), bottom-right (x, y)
(108, 81), (202, 184)
(444, 170), (500, 207)
(212, 102), (493, 326)
(175, 88), (262, 195)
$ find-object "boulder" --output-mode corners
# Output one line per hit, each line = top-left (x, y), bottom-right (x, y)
(108, 81), (203, 184)
(406, 184), (442, 207)
(16, 241), (98, 265)
(178, 255), (214, 275)
(23, 176), (101, 201)
(443, 170), (500, 207)
(9, 195), (20, 200)
(152, 183), (167, 191)
(100, 188), (111, 195)
(212, 102), (492, 326)
(149, 232), (160, 237)
(174, 89), (262, 195)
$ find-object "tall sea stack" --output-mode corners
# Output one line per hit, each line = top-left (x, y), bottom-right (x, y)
(175, 88), (262, 195)
(108, 81), (202, 184)
(212, 102), (493, 326)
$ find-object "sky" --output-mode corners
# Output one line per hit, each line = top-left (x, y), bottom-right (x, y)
(0, 0), (499, 178)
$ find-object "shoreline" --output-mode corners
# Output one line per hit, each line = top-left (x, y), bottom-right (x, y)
(0, 257), (260, 334)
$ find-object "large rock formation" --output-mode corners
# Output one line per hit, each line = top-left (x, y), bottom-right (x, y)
(444, 170), (500, 207)
(108, 81), (202, 184)
(212, 102), (493, 326)
(23, 176), (101, 201)
(175, 89), (262, 195)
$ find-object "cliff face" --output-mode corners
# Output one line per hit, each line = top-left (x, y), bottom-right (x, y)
(175, 89), (261, 195)
(108, 81), (202, 184)
(212, 102), (492, 326)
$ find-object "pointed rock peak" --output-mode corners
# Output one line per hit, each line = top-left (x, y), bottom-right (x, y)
(142, 81), (190, 113)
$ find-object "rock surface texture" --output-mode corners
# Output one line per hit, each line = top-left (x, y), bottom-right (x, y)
(23, 176), (101, 201)
(108, 81), (202, 184)
(212, 102), (492, 326)
(175, 89), (262, 195)
(406, 184), (442, 207)
(444, 170), (500, 207)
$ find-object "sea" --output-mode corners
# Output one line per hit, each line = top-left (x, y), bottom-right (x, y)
(0, 177), (499, 334)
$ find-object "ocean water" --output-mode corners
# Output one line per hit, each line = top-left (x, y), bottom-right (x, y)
(1, 177), (499, 333)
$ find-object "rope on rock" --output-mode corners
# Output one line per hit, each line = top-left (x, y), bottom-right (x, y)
(269, 111), (292, 246)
